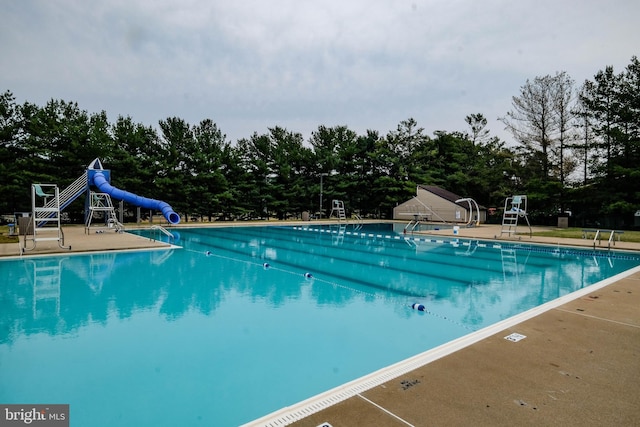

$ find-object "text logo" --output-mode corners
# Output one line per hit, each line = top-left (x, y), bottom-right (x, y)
(1, 405), (68, 427)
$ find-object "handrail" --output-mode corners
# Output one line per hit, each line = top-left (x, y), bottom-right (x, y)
(42, 171), (88, 211)
(455, 197), (480, 227)
(150, 225), (174, 240)
(585, 229), (621, 250)
(607, 230), (616, 249)
(352, 214), (363, 230)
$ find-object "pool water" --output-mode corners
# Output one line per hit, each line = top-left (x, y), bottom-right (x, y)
(1, 224), (639, 426)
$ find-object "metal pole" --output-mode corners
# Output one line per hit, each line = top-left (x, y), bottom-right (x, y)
(319, 173), (328, 219)
(319, 174), (323, 219)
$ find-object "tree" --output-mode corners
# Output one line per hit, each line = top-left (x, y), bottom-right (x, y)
(157, 117), (194, 219)
(551, 71), (577, 189)
(268, 126), (311, 219)
(235, 132), (274, 218)
(501, 75), (559, 179)
(579, 66), (622, 179)
(110, 116), (159, 194)
(617, 56), (640, 179)
(349, 130), (380, 216)
(572, 85), (596, 185)
(572, 57), (640, 226)
(0, 91), (23, 213)
(501, 72), (579, 217)
(309, 125), (361, 213)
(369, 119), (425, 217)
(465, 113), (490, 146)
(190, 119), (231, 220)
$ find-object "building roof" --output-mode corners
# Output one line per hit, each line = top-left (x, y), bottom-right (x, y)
(418, 185), (463, 203)
(418, 185), (486, 209)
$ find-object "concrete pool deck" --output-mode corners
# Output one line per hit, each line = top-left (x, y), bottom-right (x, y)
(0, 224), (171, 257)
(2, 222), (639, 426)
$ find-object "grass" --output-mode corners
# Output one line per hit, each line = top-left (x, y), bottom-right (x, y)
(532, 227), (640, 243)
(0, 234), (19, 243)
(0, 225), (19, 244)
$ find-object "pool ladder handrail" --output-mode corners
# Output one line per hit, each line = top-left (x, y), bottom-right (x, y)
(150, 225), (174, 241)
(592, 229), (618, 250)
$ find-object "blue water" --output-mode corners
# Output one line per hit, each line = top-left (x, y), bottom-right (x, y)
(1, 224), (639, 426)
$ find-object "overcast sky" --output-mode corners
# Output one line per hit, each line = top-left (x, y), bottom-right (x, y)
(2, 0), (639, 145)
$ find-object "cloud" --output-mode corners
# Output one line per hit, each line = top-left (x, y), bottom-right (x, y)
(2, 0), (639, 142)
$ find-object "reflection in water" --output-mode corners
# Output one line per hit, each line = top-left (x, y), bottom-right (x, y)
(25, 257), (66, 319)
(2, 226), (638, 348)
(1, 249), (178, 344)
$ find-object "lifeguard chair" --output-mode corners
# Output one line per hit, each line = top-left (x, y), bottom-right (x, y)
(500, 195), (531, 237)
(329, 200), (346, 221)
(85, 192), (124, 233)
(22, 183), (71, 253)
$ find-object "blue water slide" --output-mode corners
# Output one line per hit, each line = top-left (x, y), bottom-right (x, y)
(90, 171), (181, 224)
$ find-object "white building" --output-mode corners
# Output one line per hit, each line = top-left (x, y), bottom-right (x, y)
(393, 185), (487, 224)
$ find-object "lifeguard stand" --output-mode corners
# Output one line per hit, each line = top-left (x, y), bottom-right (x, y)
(329, 200), (347, 221)
(500, 195), (532, 237)
(22, 184), (71, 253)
(85, 191), (124, 233)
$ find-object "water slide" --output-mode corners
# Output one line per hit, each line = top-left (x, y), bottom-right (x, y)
(88, 159), (180, 224)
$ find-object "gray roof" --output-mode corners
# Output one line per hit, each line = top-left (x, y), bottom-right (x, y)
(418, 185), (486, 209)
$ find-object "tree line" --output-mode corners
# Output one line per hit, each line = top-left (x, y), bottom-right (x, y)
(1, 56), (638, 228)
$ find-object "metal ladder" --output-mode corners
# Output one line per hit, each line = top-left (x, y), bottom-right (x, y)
(404, 217), (423, 233)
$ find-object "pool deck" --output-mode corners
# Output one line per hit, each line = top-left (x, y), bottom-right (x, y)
(0, 225), (171, 257)
(2, 223), (639, 426)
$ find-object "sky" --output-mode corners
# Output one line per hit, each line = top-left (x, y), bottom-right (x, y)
(2, 0), (639, 145)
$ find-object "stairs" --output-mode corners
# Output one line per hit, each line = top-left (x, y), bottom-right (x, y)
(41, 171), (88, 212)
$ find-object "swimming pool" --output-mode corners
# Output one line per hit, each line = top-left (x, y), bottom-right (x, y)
(1, 223), (639, 426)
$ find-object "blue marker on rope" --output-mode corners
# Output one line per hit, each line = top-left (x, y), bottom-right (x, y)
(304, 272), (313, 278)
(263, 262), (271, 269)
(411, 303), (426, 312)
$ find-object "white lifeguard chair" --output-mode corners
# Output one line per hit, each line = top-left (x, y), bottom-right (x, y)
(329, 200), (347, 221)
(500, 195), (532, 237)
(22, 184), (71, 253)
(85, 192), (124, 233)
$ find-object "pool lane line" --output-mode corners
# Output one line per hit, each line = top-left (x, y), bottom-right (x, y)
(190, 238), (436, 298)
(191, 246), (476, 332)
